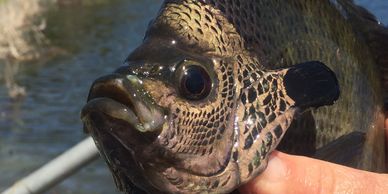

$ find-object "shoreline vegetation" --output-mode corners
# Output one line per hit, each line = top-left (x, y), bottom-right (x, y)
(0, 0), (112, 99)
(0, 0), (46, 98)
(0, 0), (48, 61)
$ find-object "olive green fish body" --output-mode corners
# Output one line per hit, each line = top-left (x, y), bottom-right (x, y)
(81, 0), (388, 193)
(205, 0), (387, 170)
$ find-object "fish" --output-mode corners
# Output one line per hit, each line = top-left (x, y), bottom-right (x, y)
(81, 0), (388, 193)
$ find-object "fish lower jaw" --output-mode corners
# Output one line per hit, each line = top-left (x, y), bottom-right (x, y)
(81, 97), (154, 133)
(81, 99), (164, 155)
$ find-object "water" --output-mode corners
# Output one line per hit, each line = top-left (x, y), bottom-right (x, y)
(0, 0), (162, 193)
(0, 1), (386, 193)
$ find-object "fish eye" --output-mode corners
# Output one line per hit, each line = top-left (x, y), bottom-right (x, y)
(179, 64), (211, 100)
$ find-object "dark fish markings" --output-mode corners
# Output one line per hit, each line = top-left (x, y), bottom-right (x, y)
(81, 0), (388, 193)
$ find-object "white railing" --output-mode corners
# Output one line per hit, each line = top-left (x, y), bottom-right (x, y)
(1, 137), (99, 194)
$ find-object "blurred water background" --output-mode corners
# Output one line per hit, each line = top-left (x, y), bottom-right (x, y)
(0, 0), (386, 193)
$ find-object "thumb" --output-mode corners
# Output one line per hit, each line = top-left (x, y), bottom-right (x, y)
(239, 151), (388, 194)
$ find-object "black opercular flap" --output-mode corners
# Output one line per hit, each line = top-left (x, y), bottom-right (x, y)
(283, 61), (340, 109)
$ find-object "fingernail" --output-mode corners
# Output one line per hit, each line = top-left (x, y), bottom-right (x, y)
(262, 153), (288, 183)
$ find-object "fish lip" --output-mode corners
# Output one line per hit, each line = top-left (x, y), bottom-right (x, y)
(81, 73), (167, 157)
(82, 98), (144, 148)
(82, 73), (166, 133)
(82, 99), (164, 161)
(81, 97), (140, 133)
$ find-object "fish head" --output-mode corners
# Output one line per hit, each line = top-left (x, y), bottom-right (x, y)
(81, 0), (340, 193)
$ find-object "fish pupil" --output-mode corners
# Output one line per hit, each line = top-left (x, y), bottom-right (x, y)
(186, 68), (205, 93)
(181, 65), (211, 100)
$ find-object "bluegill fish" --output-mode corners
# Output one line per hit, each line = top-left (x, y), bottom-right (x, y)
(81, 0), (388, 193)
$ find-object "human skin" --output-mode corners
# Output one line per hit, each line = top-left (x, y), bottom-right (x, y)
(239, 119), (388, 194)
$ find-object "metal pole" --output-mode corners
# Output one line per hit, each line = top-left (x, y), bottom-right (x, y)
(1, 136), (100, 194)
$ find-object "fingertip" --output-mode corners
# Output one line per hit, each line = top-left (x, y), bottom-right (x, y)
(239, 151), (388, 194)
(239, 151), (334, 194)
(239, 151), (294, 194)
(259, 151), (289, 183)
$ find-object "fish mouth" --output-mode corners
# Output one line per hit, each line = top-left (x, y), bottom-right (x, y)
(81, 73), (166, 153)
(83, 110), (162, 192)
(83, 73), (166, 131)
(81, 73), (172, 192)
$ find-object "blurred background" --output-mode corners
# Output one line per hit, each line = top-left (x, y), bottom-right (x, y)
(0, 0), (386, 193)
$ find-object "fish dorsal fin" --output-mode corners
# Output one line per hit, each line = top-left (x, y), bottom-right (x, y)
(332, 0), (388, 101)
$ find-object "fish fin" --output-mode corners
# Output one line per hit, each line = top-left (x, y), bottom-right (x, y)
(334, 0), (388, 102)
(314, 131), (365, 168)
(118, 181), (147, 194)
(128, 185), (148, 194)
(277, 111), (316, 156)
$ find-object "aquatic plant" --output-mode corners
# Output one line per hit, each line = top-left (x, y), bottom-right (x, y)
(0, 0), (47, 98)
(0, 0), (114, 98)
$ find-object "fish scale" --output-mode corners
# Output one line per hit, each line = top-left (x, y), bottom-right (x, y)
(81, 0), (388, 193)
(200, 0), (384, 168)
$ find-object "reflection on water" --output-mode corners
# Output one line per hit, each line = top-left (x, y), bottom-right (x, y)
(0, 0), (386, 193)
(0, 0), (161, 193)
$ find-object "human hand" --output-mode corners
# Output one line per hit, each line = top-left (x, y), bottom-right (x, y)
(239, 151), (388, 194)
(239, 119), (388, 194)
